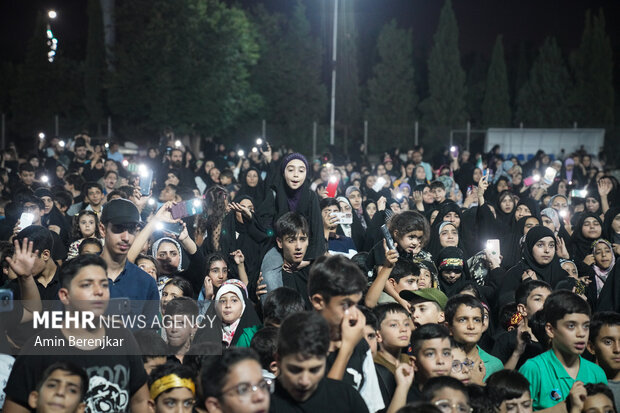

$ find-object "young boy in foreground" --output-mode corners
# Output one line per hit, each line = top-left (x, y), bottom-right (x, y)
(588, 311), (620, 412)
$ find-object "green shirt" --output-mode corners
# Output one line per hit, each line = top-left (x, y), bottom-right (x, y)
(519, 349), (607, 410)
(235, 325), (261, 348)
(478, 346), (503, 382)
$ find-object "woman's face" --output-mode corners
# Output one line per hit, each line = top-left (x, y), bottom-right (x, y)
(551, 196), (568, 211)
(366, 175), (376, 189)
(443, 211), (461, 228)
(500, 195), (515, 214)
(156, 241), (181, 274)
(497, 180), (509, 193)
(166, 173), (180, 186)
(582, 217), (602, 239)
(246, 170), (259, 187)
(365, 203), (377, 220)
(557, 181), (567, 195)
(339, 201), (352, 214)
(204, 160), (215, 173)
(161, 284), (184, 312)
(430, 210), (439, 225)
(217, 292), (243, 324)
(209, 167), (221, 183)
(523, 217), (539, 235)
(612, 214), (620, 234)
(515, 204), (532, 221)
(406, 163), (415, 177)
(376, 165), (386, 176)
(594, 242), (613, 269)
(235, 198), (255, 223)
(586, 197), (600, 213)
(348, 191), (362, 210)
(512, 174), (523, 186)
(541, 215), (556, 233)
(532, 236), (555, 265)
(319, 167), (329, 182)
(241, 159), (251, 170)
(284, 160), (307, 190)
(439, 224), (459, 247)
(422, 187), (434, 204)
(56, 165), (66, 178)
(473, 168), (482, 183)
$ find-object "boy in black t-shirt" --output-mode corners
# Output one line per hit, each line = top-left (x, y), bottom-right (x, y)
(27, 362), (88, 413)
(308, 254), (384, 412)
(270, 311), (369, 413)
(3, 254), (149, 413)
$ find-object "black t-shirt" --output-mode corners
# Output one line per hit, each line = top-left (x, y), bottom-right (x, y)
(5, 327), (147, 413)
(326, 339), (370, 392)
(281, 266), (312, 310)
(490, 329), (544, 369)
(269, 378), (369, 413)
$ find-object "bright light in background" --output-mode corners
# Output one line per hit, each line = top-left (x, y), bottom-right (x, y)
(104, 143), (109, 149)
(138, 164), (148, 177)
(174, 140), (182, 148)
(48, 10), (57, 19)
(148, 198), (155, 205)
(256, 138), (263, 146)
(251, 147), (258, 153)
(58, 140), (65, 148)
(41, 175), (49, 183)
(38, 132), (45, 139)
(122, 160), (129, 167)
(329, 176), (338, 183)
(237, 150), (244, 157)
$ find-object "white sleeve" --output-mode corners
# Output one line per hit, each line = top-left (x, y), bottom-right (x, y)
(358, 348), (385, 413)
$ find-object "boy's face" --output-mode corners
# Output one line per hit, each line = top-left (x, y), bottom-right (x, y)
(87, 187), (103, 206)
(432, 187), (446, 202)
(154, 387), (195, 413)
(276, 230), (309, 265)
(311, 293), (363, 339)
(430, 388), (470, 413)
(519, 287), (551, 320)
(449, 347), (474, 385)
(378, 311), (412, 350)
(413, 338), (452, 382)
(582, 393), (615, 413)
(498, 391), (533, 413)
(546, 313), (590, 355)
(389, 275), (418, 294)
(144, 356), (167, 375)
(28, 369), (85, 413)
(363, 325), (378, 358)
(101, 222), (137, 257)
(59, 264), (109, 316)
(588, 324), (620, 374)
(411, 301), (444, 328)
(418, 269), (433, 289)
(20, 170), (35, 185)
(206, 359), (269, 413)
(277, 354), (325, 402)
(449, 305), (483, 346)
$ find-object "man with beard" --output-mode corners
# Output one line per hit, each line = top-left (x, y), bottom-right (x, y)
(69, 138), (89, 173)
(99, 199), (159, 323)
(160, 149), (195, 191)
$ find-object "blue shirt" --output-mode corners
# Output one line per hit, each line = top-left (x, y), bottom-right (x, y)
(109, 260), (160, 326)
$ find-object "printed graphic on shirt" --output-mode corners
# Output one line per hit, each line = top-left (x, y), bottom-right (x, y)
(83, 365), (130, 413)
(550, 389), (562, 402)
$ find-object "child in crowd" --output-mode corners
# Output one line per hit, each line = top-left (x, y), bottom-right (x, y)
(77, 237), (102, 256)
(147, 363), (196, 413)
(577, 383), (618, 413)
(270, 311), (369, 412)
(486, 370), (533, 413)
(67, 210), (102, 258)
(520, 290), (608, 411)
(421, 376), (471, 412)
(250, 326), (279, 381)
(588, 311), (620, 412)
(359, 305), (380, 358)
(400, 288), (447, 328)
(450, 342), (482, 385)
(27, 362), (88, 413)
(445, 294), (503, 381)
(132, 330), (169, 374)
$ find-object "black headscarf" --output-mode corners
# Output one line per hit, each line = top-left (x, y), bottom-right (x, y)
(435, 246), (471, 297)
(413, 183), (435, 216)
(501, 216), (540, 270)
(427, 202), (465, 259)
(603, 207), (620, 246)
(521, 226), (564, 283)
(571, 212), (604, 263)
(495, 190), (515, 230)
(236, 167), (266, 206)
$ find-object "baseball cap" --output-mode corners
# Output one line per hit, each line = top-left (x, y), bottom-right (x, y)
(100, 199), (140, 225)
(399, 288), (448, 310)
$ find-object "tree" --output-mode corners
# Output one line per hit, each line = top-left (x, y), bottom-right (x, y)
(482, 35), (511, 127)
(420, 0), (467, 146)
(85, 0), (106, 134)
(365, 20), (417, 151)
(249, 1), (326, 154)
(108, 0), (260, 138)
(515, 37), (573, 127)
(571, 9), (614, 128)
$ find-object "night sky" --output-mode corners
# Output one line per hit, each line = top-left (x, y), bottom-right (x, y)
(1, 0), (619, 74)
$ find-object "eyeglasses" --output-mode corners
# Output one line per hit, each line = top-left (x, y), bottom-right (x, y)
(220, 378), (274, 400)
(110, 224), (138, 234)
(451, 359), (474, 373)
(434, 400), (473, 413)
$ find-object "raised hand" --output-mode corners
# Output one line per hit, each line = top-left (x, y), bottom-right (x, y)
(6, 238), (39, 278)
(256, 273), (267, 297)
(229, 202), (253, 220)
(230, 249), (245, 265)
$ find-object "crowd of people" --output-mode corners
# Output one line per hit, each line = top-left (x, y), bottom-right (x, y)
(0, 134), (619, 413)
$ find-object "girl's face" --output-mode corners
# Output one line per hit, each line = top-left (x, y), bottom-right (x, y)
(376, 165), (386, 176)
(161, 284), (184, 312)
(473, 168), (482, 183)
(246, 170), (259, 187)
(612, 213), (620, 234)
(582, 217), (602, 239)
(443, 211), (461, 228)
(541, 216), (556, 233)
(415, 166), (426, 181)
(390, 202), (401, 214)
(217, 292), (243, 324)
(417, 268), (432, 289)
(366, 175), (376, 189)
(558, 181), (567, 195)
(56, 165), (66, 178)
(79, 214), (96, 238)
(532, 236), (555, 265)
(515, 204), (531, 221)
(209, 168), (220, 183)
(137, 259), (157, 280)
(406, 163), (415, 177)
(208, 260), (228, 288)
(594, 242), (613, 269)
(284, 160), (307, 190)
(439, 224), (459, 248)
(365, 203), (377, 220)
(396, 230), (424, 255)
(500, 195), (515, 214)
(348, 191), (362, 210)
(513, 174), (523, 186)
(523, 217), (539, 235)
(319, 167), (329, 182)
(441, 269), (461, 284)
(497, 180), (509, 193)
(561, 261), (579, 278)
(242, 159), (251, 170)
(586, 197), (600, 213)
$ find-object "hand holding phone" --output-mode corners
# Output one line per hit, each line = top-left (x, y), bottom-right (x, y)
(332, 212), (352, 225)
(381, 224), (396, 251)
(18, 212), (34, 230)
(171, 198), (204, 220)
